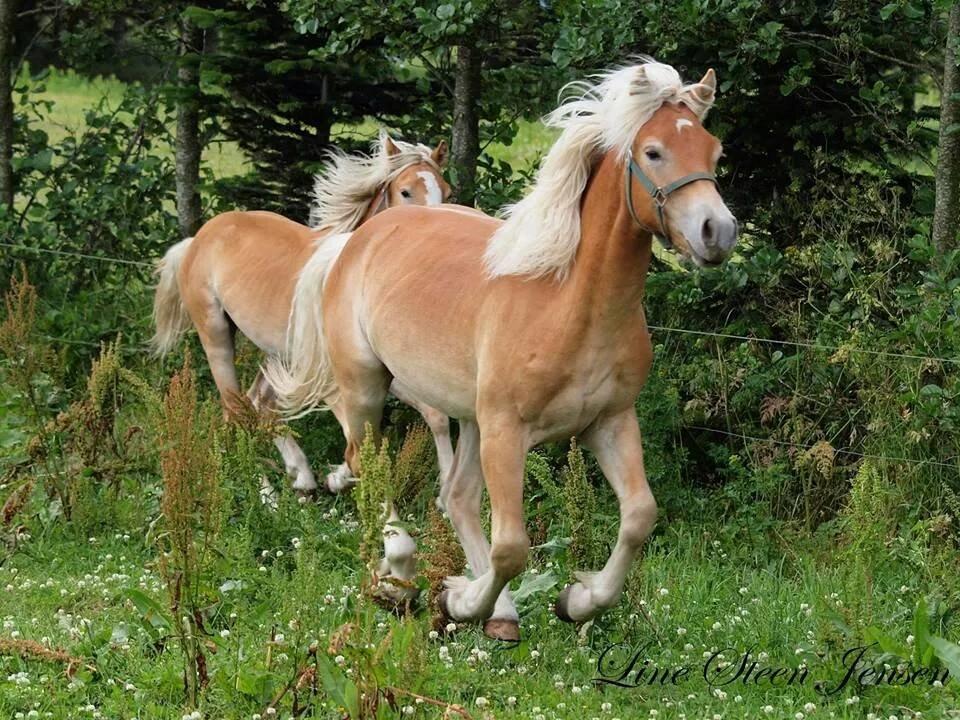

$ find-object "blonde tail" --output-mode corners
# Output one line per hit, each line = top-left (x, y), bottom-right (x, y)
(263, 232), (352, 418)
(150, 237), (193, 356)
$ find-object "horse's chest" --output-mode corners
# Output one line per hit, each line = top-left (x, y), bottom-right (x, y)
(517, 328), (652, 439)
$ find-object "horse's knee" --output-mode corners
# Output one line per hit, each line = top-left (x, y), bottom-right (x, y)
(422, 406), (449, 436)
(491, 535), (529, 579)
(620, 491), (657, 548)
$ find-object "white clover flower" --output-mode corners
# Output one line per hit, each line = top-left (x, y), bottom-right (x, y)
(402, 706), (414, 716)
(804, 703), (816, 712)
(763, 706), (774, 714)
(428, 630), (438, 640)
(334, 654), (345, 666)
(220, 629), (230, 638)
(601, 702), (612, 712)
(507, 696), (516, 706)
(659, 588), (669, 596)
(531, 649), (541, 659)
(711, 622), (721, 630)
(906, 635), (915, 646)
(677, 627), (687, 636)
(445, 622), (457, 633)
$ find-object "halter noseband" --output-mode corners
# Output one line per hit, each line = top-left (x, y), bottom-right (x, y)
(625, 149), (717, 249)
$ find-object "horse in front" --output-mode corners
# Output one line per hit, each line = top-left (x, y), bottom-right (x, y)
(270, 60), (738, 640)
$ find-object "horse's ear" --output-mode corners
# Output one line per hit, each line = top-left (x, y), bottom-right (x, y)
(383, 134), (401, 157)
(630, 65), (652, 96)
(691, 69), (716, 106)
(432, 140), (448, 167)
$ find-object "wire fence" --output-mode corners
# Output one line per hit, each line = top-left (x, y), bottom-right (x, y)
(3, 236), (958, 470)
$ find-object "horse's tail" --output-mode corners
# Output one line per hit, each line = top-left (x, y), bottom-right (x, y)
(263, 232), (352, 418)
(150, 237), (193, 356)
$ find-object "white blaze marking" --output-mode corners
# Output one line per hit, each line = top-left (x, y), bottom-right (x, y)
(418, 171), (443, 205)
(676, 118), (693, 133)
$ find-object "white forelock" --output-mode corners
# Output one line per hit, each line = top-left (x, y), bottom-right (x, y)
(308, 131), (439, 233)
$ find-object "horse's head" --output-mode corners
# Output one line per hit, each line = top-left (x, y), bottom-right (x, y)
(627, 68), (738, 267)
(382, 135), (451, 208)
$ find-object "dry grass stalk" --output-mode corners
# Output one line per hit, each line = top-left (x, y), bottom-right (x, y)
(0, 637), (96, 675)
(1, 479), (34, 527)
(421, 505), (465, 625)
(157, 352), (222, 709)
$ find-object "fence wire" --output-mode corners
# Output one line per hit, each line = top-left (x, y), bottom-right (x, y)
(4, 237), (959, 471)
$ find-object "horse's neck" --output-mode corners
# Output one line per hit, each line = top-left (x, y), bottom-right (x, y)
(566, 152), (653, 324)
(360, 187), (388, 225)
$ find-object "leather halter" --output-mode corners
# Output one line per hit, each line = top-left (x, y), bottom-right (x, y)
(625, 149), (717, 249)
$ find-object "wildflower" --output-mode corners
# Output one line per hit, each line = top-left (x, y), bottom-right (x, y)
(805, 703), (816, 712)
(677, 627), (687, 636)
(507, 696), (517, 706)
(659, 588), (669, 596)
(334, 655), (345, 666)
(601, 702), (612, 712)
(220, 629), (230, 638)
(475, 697), (488, 708)
(428, 630), (439, 640)
(445, 622), (456, 633)
(763, 707), (774, 715)
(711, 621), (721, 630)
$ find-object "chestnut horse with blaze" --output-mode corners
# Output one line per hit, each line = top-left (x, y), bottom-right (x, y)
(269, 60), (739, 640)
(151, 134), (452, 497)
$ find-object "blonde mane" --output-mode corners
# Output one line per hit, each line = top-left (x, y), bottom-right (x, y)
(484, 59), (716, 281)
(308, 132), (439, 233)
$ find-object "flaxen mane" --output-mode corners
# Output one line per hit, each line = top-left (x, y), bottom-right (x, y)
(484, 59), (715, 281)
(308, 132), (439, 233)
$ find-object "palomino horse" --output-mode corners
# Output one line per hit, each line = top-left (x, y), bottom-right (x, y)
(151, 134), (453, 498)
(268, 60), (738, 640)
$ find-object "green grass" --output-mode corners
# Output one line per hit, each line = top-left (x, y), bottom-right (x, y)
(21, 67), (250, 180)
(0, 466), (956, 719)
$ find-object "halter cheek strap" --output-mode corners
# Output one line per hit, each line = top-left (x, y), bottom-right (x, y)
(625, 149), (717, 250)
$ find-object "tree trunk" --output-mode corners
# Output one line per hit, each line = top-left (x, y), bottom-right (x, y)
(0, 0), (16, 211)
(175, 13), (203, 238)
(451, 42), (481, 206)
(933, 3), (960, 254)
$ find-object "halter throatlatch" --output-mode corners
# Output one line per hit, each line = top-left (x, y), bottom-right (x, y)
(625, 150), (717, 249)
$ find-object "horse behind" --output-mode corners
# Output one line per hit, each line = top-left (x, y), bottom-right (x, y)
(151, 133), (453, 498)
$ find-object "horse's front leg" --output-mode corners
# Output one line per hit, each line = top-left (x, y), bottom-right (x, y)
(439, 416), (529, 631)
(555, 409), (658, 623)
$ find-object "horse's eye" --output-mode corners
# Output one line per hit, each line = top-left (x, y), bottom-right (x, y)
(645, 149), (662, 161)
(400, 189), (412, 198)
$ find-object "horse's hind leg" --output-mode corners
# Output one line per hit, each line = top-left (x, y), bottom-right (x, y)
(186, 290), (244, 416)
(389, 379), (455, 499)
(248, 371), (318, 496)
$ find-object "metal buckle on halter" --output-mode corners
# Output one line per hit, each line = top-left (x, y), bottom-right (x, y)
(651, 187), (668, 208)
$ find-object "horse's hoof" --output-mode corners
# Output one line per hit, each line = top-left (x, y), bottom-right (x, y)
(436, 589), (452, 619)
(483, 618), (520, 642)
(554, 584), (576, 623)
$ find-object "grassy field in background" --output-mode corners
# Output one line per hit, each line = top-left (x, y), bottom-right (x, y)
(23, 68), (555, 185)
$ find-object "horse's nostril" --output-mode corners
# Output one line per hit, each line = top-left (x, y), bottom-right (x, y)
(702, 218), (714, 243)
